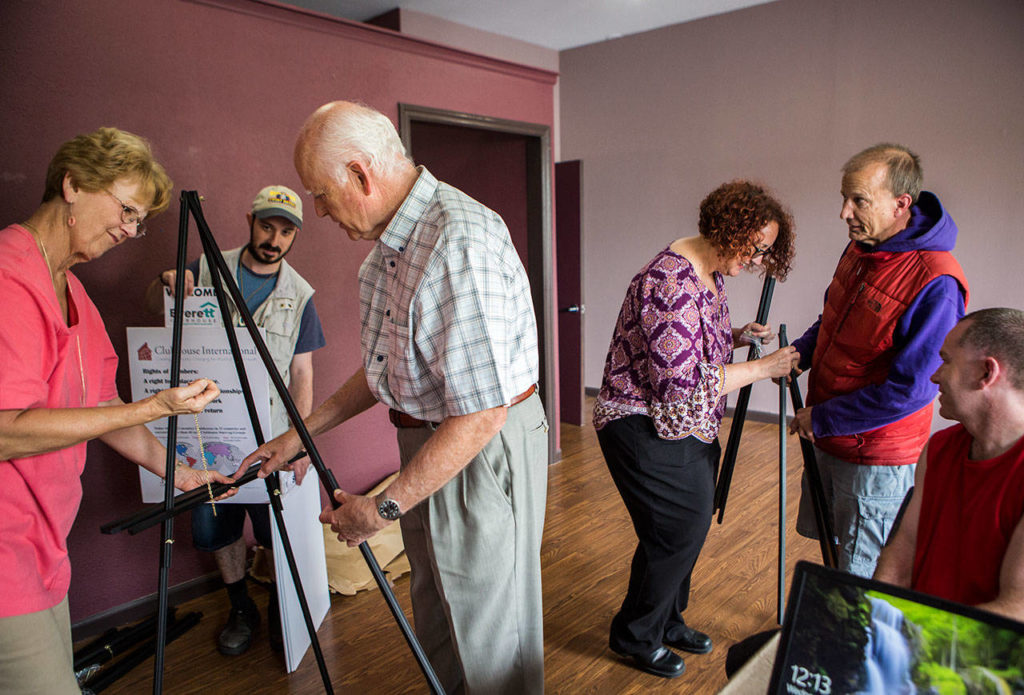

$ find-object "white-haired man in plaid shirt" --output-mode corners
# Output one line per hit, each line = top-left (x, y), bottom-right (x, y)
(245, 101), (549, 694)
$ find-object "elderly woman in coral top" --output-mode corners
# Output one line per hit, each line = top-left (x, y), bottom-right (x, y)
(0, 127), (232, 694)
(594, 180), (799, 679)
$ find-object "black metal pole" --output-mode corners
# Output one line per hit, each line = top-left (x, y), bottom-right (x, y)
(714, 275), (776, 522)
(777, 325), (788, 624)
(778, 329), (838, 567)
(104, 463), (262, 536)
(197, 222), (335, 693)
(185, 192), (443, 694)
(152, 194), (191, 695)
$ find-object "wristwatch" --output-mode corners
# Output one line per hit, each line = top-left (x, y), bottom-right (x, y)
(376, 492), (403, 521)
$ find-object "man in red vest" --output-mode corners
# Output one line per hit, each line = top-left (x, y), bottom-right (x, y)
(873, 309), (1024, 621)
(790, 144), (968, 577)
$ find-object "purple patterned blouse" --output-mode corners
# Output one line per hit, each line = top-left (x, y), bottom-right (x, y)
(593, 247), (733, 442)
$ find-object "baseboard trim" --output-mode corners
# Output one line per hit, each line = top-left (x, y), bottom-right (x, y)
(71, 572), (222, 642)
(724, 406), (784, 424)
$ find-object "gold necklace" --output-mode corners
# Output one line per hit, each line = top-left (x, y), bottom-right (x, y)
(24, 222), (86, 404)
(193, 413), (218, 516)
(22, 221), (67, 298)
(22, 221), (54, 278)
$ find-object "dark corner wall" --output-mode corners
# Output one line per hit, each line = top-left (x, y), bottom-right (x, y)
(0, 0), (555, 625)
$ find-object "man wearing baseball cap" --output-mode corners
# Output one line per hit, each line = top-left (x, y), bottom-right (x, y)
(145, 185), (325, 655)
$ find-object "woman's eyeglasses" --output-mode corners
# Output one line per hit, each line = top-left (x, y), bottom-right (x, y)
(105, 190), (148, 237)
(749, 244), (771, 259)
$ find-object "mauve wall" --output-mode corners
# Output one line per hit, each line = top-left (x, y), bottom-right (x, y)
(561, 0), (1024, 426)
(0, 0), (554, 623)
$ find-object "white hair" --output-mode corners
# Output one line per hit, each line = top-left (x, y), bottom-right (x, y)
(297, 101), (413, 183)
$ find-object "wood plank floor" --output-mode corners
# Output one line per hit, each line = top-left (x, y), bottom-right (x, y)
(97, 400), (818, 694)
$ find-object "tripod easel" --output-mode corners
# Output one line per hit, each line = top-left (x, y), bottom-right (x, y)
(711, 278), (839, 622)
(103, 191), (443, 694)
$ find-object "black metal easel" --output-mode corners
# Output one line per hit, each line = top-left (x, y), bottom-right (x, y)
(103, 191), (443, 695)
(712, 278), (838, 576)
(713, 275), (775, 521)
(778, 328), (839, 569)
(777, 325), (788, 623)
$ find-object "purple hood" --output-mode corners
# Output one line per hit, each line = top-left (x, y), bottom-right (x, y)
(868, 191), (958, 254)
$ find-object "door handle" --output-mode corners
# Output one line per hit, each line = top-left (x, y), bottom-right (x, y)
(560, 304), (585, 314)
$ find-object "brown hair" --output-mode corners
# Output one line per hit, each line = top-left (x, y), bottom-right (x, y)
(698, 180), (795, 280)
(959, 308), (1024, 390)
(43, 127), (173, 216)
(842, 143), (922, 203)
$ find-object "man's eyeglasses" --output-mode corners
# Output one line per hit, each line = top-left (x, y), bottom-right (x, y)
(105, 190), (148, 237)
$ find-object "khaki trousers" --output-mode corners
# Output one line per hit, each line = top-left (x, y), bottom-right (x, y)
(0, 595), (79, 695)
(396, 392), (548, 694)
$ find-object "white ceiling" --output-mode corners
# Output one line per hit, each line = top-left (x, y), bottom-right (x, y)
(284, 0), (779, 50)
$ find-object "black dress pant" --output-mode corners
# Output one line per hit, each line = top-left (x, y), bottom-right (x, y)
(598, 415), (719, 654)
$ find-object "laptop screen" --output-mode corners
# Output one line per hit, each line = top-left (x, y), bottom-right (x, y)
(767, 561), (1024, 694)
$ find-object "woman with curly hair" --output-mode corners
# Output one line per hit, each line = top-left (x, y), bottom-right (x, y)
(594, 180), (799, 679)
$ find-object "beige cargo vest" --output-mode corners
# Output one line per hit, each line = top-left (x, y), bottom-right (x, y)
(197, 247), (314, 437)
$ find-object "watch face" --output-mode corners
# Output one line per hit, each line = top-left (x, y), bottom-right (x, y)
(378, 498), (402, 520)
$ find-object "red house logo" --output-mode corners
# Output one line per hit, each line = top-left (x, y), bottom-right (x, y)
(138, 342), (153, 361)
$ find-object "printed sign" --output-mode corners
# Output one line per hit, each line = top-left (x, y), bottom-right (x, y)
(162, 285), (225, 327)
(127, 326), (295, 504)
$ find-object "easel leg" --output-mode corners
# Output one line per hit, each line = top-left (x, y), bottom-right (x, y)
(153, 194), (194, 695)
(778, 326), (839, 569)
(714, 275), (776, 522)
(153, 521), (173, 695)
(805, 453), (839, 567)
(778, 349), (787, 625)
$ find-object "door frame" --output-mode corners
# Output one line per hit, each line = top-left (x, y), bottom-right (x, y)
(398, 103), (557, 464)
(555, 159), (585, 426)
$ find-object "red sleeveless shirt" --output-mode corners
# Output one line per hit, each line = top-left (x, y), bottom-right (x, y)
(912, 424), (1024, 605)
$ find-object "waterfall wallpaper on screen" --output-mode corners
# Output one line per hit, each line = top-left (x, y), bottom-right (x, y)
(775, 574), (1024, 695)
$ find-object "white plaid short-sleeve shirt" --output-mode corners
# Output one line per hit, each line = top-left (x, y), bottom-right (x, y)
(359, 167), (539, 421)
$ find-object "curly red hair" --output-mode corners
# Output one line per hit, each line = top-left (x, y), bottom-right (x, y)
(698, 181), (795, 280)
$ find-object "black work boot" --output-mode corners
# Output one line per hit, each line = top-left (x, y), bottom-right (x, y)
(218, 599), (260, 656)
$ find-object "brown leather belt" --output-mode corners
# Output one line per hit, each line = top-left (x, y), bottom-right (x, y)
(388, 384), (536, 429)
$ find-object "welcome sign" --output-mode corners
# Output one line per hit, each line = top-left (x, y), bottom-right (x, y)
(162, 285), (223, 326)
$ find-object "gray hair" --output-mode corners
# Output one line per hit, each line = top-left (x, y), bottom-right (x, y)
(959, 308), (1024, 390)
(296, 101), (413, 183)
(842, 143), (923, 203)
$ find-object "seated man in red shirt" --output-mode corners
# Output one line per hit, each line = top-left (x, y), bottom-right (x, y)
(874, 308), (1024, 621)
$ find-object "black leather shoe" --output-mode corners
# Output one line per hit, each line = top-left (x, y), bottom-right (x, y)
(611, 645), (686, 678)
(664, 623), (712, 654)
(218, 603), (260, 656)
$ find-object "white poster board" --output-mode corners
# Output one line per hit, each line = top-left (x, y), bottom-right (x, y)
(126, 326), (292, 503)
(273, 469), (331, 672)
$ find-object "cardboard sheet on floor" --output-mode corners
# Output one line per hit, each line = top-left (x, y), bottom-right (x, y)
(322, 474), (410, 595)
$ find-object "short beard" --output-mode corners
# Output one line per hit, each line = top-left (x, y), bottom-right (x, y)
(246, 237), (291, 265)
